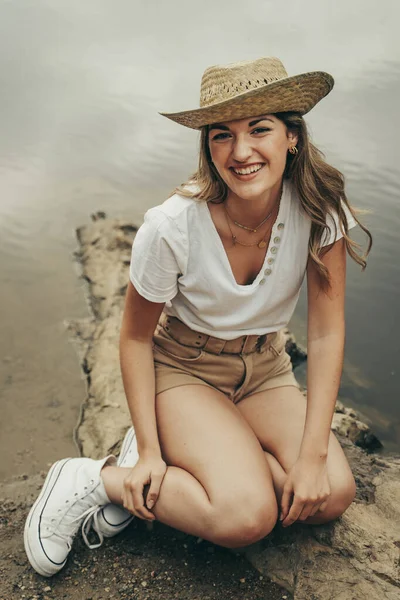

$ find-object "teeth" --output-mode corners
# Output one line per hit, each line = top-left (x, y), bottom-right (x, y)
(233, 164), (263, 175)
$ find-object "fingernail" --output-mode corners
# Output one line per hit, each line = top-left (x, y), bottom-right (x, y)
(147, 500), (154, 509)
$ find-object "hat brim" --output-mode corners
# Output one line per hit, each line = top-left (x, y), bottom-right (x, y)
(160, 71), (334, 130)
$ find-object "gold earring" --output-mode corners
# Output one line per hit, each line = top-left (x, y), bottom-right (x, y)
(289, 146), (298, 155)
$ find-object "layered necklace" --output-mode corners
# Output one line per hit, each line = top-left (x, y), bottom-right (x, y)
(223, 188), (282, 249)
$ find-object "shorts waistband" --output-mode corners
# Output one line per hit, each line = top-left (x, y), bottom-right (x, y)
(158, 315), (276, 356)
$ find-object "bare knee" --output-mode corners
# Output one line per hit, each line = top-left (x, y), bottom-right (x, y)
(308, 475), (357, 525)
(209, 496), (278, 548)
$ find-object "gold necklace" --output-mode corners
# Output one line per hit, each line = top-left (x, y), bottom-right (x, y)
(224, 204), (274, 233)
(223, 187), (282, 249)
(224, 207), (273, 249)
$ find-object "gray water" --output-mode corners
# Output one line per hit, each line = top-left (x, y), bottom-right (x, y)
(1, 0), (399, 478)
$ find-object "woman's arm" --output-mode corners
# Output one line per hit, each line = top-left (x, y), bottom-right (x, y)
(120, 281), (165, 456)
(119, 281), (169, 518)
(300, 237), (347, 460)
(280, 238), (347, 526)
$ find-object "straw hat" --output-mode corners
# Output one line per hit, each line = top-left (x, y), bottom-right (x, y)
(160, 57), (334, 130)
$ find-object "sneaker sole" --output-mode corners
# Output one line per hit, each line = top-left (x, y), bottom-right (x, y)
(24, 458), (72, 577)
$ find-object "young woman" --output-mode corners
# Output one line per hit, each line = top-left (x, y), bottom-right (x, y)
(24, 57), (372, 577)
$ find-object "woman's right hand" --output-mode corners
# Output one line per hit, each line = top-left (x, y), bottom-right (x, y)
(122, 454), (167, 521)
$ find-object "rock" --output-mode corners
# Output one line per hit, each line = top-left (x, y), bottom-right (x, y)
(283, 329), (307, 369)
(332, 413), (383, 452)
(335, 400), (346, 413)
(246, 450), (400, 599)
(68, 216), (400, 599)
(91, 211), (107, 221)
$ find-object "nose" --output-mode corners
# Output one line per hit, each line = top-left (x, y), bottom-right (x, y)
(231, 134), (252, 163)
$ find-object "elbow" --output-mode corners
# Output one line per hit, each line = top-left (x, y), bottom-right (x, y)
(308, 319), (345, 343)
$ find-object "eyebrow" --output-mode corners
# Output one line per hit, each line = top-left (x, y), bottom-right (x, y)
(209, 116), (274, 131)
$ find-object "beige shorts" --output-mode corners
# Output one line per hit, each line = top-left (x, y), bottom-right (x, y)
(152, 315), (300, 404)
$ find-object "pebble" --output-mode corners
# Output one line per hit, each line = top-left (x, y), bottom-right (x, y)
(43, 587), (51, 592)
(239, 578), (246, 583)
(141, 581), (148, 587)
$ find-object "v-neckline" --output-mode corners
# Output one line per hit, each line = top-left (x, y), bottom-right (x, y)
(202, 181), (287, 289)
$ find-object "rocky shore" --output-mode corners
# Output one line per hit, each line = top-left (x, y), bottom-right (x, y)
(1, 213), (399, 600)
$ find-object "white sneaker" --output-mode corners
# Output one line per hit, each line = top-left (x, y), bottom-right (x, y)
(24, 455), (115, 577)
(82, 427), (138, 545)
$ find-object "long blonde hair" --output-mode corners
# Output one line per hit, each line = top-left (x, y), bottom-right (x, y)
(174, 112), (372, 290)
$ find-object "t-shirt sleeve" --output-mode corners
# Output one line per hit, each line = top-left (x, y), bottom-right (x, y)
(321, 200), (358, 247)
(129, 208), (187, 303)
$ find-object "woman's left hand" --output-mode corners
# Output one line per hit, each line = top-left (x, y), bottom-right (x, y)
(280, 456), (331, 527)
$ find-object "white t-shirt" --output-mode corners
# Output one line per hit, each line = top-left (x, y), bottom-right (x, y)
(130, 180), (357, 340)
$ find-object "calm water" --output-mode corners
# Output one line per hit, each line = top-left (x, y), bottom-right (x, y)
(0, 0), (399, 478)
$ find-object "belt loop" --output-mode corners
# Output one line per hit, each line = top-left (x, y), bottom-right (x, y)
(240, 335), (251, 355)
(204, 337), (226, 355)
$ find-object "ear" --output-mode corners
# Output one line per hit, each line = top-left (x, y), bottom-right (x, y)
(287, 131), (299, 148)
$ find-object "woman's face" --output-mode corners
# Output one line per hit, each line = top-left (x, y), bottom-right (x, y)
(208, 114), (297, 202)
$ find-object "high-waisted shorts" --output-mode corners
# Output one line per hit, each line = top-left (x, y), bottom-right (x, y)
(152, 315), (300, 404)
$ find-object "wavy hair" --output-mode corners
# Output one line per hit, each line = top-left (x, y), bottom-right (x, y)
(174, 112), (372, 290)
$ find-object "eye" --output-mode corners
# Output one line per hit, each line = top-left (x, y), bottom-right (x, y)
(211, 132), (231, 141)
(252, 127), (271, 134)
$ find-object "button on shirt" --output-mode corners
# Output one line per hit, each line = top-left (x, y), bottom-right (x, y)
(129, 180), (357, 340)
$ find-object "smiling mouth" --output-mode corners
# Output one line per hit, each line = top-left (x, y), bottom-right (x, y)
(230, 163), (264, 176)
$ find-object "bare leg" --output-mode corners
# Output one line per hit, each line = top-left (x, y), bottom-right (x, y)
(101, 464), (213, 537)
(102, 384), (279, 548)
(264, 451), (287, 505)
(102, 452), (284, 534)
(237, 386), (357, 524)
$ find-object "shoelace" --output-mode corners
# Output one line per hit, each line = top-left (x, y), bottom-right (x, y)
(80, 430), (137, 547)
(41, 503), (104, 548)
(41, 478), (106, 548)
(81, 506), (105, 549)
